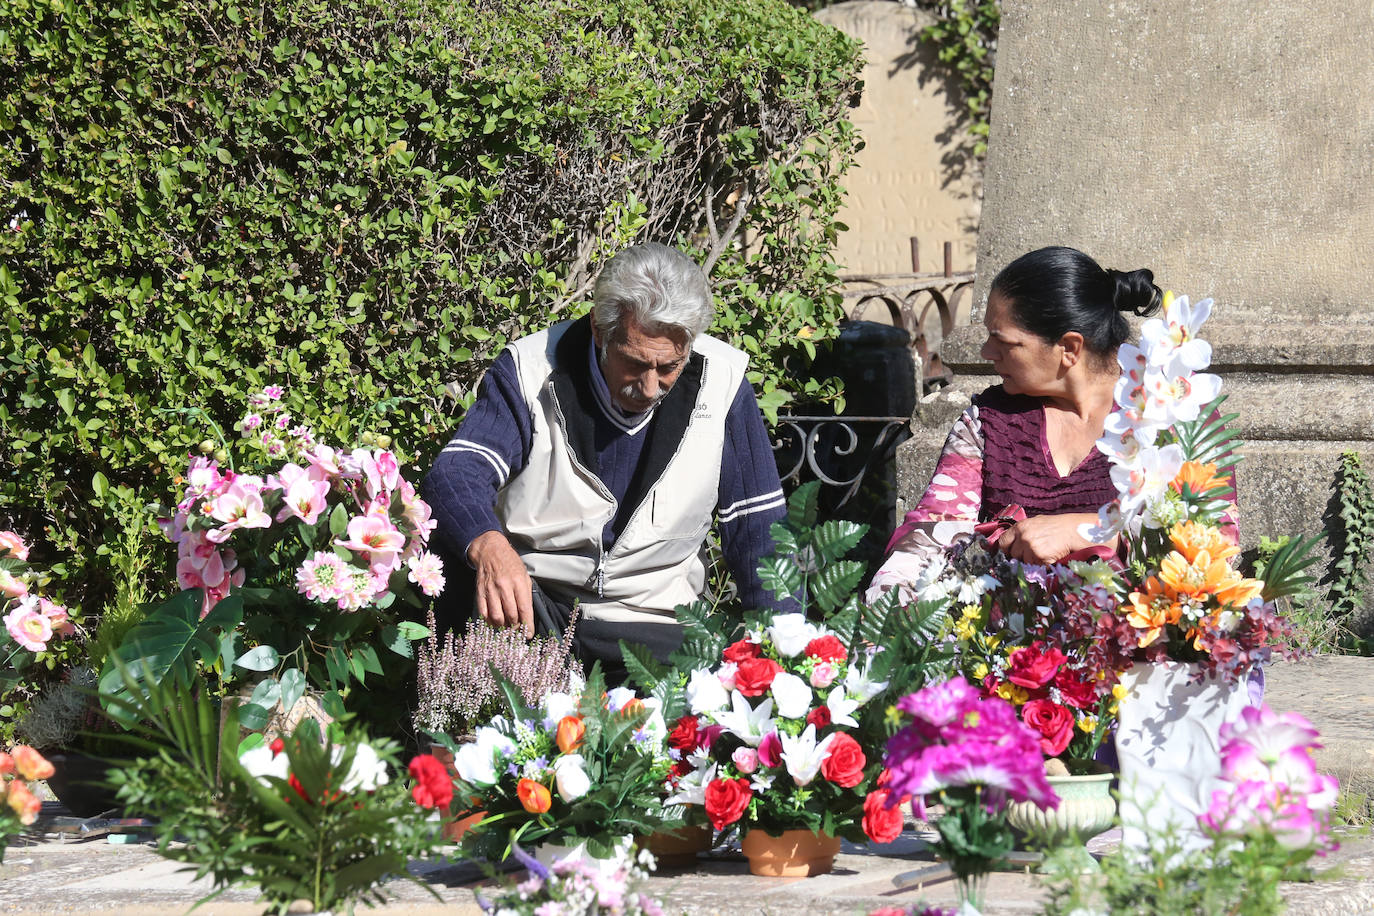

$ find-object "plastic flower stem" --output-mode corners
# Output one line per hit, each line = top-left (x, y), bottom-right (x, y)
(1083, 693), (1113, 760)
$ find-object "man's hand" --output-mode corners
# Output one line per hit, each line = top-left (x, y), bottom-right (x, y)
(997, 512), (1112, 565)
(467, 530), (534, 637)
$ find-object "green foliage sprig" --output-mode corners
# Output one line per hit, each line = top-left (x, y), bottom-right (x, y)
(107, 671), (438, 915)
(0, 0), (862, 619)
(916, 0), (1001, 158)
(1328, 450), (1374, 622)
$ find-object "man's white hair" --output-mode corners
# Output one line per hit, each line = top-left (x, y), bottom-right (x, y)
(592, 243), (713, 347)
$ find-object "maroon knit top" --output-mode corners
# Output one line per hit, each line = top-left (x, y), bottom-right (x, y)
(974, 385), (1118, 523)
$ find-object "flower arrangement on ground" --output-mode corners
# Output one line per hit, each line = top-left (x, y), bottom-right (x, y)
(476, 841), (666, 916)
(883, 677), (1058, 911)
(0, 530), (84, 745)
(109, 674), (442, 915)
(444, 666), (682, 862)
(0, 744), (53, 859)
(99, 386), (443, 731)
(901, 538), (1129, 771)
(617, 483), (954, 870)
(666, 610), (894, 851)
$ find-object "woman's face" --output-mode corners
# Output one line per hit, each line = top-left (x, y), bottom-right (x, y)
(980, 291), (1063, 397)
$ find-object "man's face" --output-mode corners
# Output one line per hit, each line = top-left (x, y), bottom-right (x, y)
(592, 316), (689, 413)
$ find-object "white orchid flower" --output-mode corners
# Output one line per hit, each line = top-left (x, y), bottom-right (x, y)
(769, 672), (813, 720)
(1110, 442), (1184, 514)
(665, 760), (716, 806)
(1079, 499), (1134, 544)
(766, 613), (818, 657)
(779, 725), (831, 786)
(749, 771), (776, 793)
(825, 686), (864, 728)
(1141, 293), (1214, 371)
(686, 668), (729, 714)
(712, 691), (776, 747)
(843, 659), (888, 704)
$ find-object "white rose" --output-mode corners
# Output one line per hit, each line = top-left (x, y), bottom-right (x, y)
(454, 726), (515, 786)
(553, 754), (590, 802)
(686, 669), (728, 714)
(541, 691), (580, 728)
(767, 613), (818, 657)
(769, 672), (813, 720)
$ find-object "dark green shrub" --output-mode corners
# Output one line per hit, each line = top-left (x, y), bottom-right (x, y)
(0, 0), (862, 613)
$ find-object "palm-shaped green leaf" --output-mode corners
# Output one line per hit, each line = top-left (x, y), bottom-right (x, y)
(1171, 395), (1244, 469)
(1260, 532), (1322, 601)
(811, 519), (865, 565)
(99, 591), (244, 725)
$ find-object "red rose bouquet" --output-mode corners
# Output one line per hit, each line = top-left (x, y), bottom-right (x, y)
(911, 538), (1130, 767)
(669, 610), (898, 843)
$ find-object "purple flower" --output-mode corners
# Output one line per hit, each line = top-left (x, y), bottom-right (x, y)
(510, 842), (550, 880)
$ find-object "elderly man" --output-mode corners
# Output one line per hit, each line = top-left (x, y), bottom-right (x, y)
(423, 243), (789, 678)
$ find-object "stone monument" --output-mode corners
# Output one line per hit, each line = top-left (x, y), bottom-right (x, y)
(897, 0), (1374, 634)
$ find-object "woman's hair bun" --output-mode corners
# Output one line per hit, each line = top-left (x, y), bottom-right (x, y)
(1107, 268), (1162, 317)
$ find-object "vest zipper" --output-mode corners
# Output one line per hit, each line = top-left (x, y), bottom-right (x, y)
(547, 379), (615, 598)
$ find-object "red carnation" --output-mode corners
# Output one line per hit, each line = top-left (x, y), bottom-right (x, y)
(668, 714), (700, 752)
(806, 706), (832, 729)
(1007, 641), (1068, 690)
(862, 789), (903, 844)
(819, 732), (866, 788)
(735, 657), (783, 697)
(804, 634), (847, 663)
(408, 754), (454, 810)
(1022, 698), (1075, 757)
(723, 638), (762, 663)
(703, 777), (753, 830)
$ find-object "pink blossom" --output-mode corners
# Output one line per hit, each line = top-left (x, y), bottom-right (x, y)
(809, 660), (839, 689)
(336, 514), (405, 569)
(296, 552), (349, 602)
(406, 552), (446, 596)
(185, 457), (224, 496)
(39, 598), (75, 637)
(276, 471), (331, 526)
(0, 568), (28, 599)
(354, 448), (401, 499)
(303, 445), (342, 481)
(5, 598), (53, 651)
(1220, 704), (1324, 790)
(0, 530), (30, 561)
(732, 746), (760, 774)
(239, 412), (263, 432)
(757, 731), (783, 769)
(204, 480), (272, 543)
(261, 384), (284, 400)
(717, 661), (739, 691)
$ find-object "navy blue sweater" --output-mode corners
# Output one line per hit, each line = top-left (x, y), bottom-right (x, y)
(423, 327), (789, 612)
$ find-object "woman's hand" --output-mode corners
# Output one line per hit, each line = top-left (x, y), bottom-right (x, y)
(997, 512), (1111, 565)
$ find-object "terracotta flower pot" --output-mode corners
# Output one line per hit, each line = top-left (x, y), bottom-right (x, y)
(741, 828), (841, 877)
(641, 824), (712, 867)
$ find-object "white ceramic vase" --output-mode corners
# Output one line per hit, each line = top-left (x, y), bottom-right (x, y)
(1114, 660), (1251, 860)
(533, 834), (635, 875)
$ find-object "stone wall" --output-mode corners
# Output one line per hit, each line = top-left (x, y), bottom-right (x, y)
(894, 0), (1374, 635)
(814, 1), (980, 277)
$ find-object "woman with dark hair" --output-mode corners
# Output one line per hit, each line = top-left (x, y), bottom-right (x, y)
(869, 246), (1235, 591)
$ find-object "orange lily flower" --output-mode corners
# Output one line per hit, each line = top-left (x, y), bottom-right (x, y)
(1158, 549), (1234, 602)
(1126, 578), (1181, 647)
(1215, 571), (1264, 609)
(1169, 520), (1239, 563)
(1171, 461), (1230, 497)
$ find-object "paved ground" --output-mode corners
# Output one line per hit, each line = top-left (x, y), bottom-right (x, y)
(2, 655), (1371, 915)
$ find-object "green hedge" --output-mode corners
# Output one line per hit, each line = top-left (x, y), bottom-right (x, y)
(0, 0), (862, 613)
